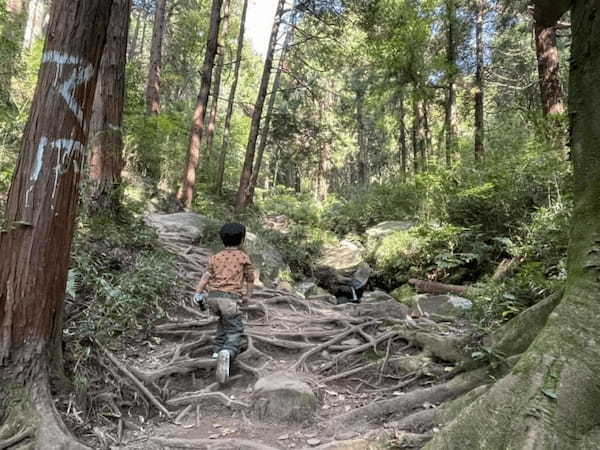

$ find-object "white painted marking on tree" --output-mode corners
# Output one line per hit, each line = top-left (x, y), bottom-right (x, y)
(42, 51), (94, 128)
(31, 136), (48, 181)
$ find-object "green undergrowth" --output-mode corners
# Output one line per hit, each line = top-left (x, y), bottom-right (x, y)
(64, 213), (176, 373)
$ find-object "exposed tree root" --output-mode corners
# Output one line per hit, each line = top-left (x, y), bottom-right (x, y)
(337, 368), (489, 425)
(152, 437), (279, 450)
(130, 357), (216, 384)
(167, 391), (249, 409)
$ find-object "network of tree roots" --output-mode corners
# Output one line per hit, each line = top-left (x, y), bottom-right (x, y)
(35, 225), (550, 450)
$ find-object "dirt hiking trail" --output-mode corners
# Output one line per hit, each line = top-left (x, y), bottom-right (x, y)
(102, 215), (476, 450)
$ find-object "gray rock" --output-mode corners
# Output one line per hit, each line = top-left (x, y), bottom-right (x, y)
(317, 240), (364, 274)
(244, 232), (291, 287)
(362, 290), (396, 303)
(365, 221), (416, 239)
(145, 212), (218, 241)
(413, 294), (473, 317)
(253, 371), (318, 423)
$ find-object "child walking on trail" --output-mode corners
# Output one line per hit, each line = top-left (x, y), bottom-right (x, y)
(193, 223), (255, 384)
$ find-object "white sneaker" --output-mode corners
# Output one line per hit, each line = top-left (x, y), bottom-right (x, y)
(216, 350), (230, 384)
(211, 352), (219, 359)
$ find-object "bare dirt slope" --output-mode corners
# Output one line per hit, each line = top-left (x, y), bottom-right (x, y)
(96, 220), (476, 450)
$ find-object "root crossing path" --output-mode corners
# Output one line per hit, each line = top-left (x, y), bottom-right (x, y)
(107, 220), (478, 450)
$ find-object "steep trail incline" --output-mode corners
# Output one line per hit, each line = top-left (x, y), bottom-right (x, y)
(110, 214), (478, 450)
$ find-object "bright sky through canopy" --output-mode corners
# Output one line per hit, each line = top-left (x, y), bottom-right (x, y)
(246, 0), (279, 57)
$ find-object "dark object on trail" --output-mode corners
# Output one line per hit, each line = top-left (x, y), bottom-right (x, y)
(193, 292), (208, 310)
(335, 275), (369, 305)
(314, 264), (371, 304)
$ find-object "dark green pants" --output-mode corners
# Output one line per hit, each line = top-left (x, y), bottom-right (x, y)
(208, 293), (244, 358)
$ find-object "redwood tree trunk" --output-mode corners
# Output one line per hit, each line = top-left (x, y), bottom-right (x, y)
(426, 2), (600, 448)
(215, 0), (248, 195)
(0, 0), (111, 447)
(177, 0), (223, 209)
(145, 0), (167, 115)
(127, 1), (143, 62)
(235, 0), (286, 209)
(204, 0), (231, 167)
(397, 91), (407, 179)
(249, 10), (296, 200)
(474, 0), (485, 161)
(356, 88), (368, 186)
(88, 0), (131, 216)
(444, 0), (458, 168)
(534, 15), (564, 116)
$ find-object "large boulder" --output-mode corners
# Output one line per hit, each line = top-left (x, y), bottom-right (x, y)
(145, 212), (217, 241)
(409, 294), (473, 317)
(365, 221), (416, 240)
(252, 371), (318, 423)
(317, 239), (365, 275)
(244, 232), (290, 286)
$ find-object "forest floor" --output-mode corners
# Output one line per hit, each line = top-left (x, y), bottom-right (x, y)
(72, 216), (479, 450)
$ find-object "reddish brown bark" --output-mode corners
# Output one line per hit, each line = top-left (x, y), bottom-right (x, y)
(205, 0), (231, 166)
(444, 0), (458, 168)
(177, 0), (223, 209)
(88, 0), (131, 216)
(215, 0), (248, 195)
(397, 91), (407, 179)
(0, 0), (111, 375)
(249, 13), (296, 201)
(235, 0), (286, 209)
(474, 0), (485, 161)
(145, 0), (167, 115)
(534, 19), (564, 116)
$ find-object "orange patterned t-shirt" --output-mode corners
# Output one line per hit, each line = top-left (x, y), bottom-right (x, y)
(206, 248), (255, 296)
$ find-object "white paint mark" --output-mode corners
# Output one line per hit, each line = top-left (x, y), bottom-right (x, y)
(42, 51), (94, 128)
(25, 186), (34, 208)
(31, 136), (48, 181)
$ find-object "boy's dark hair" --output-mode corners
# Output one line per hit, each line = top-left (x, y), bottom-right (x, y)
(220, 223), (246, 247)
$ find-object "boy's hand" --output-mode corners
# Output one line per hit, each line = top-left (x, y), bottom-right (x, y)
(193, 293), (207, 310)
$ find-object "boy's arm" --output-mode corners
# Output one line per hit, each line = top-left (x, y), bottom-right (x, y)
(195, 271), (211, 293)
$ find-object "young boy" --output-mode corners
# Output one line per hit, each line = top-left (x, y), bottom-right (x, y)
(193, 223), (255, 384)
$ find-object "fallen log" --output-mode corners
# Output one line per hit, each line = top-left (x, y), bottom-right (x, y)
(408, 279), (470, 296)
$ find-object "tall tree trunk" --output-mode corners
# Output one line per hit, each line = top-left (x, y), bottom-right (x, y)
(139, 8), (148, 57)
(444, 0), (458, 168)
(426, 2), (600, 448)
(234, 0), (286, 209)
(215, 0), (248, 195)
(177, 0), (223, 209)
(127, 1), (143, 62)
(412, 90), (422, 174)
(88, 0), (131, 216)
(534, 13), (564, 116)
(23, 0), (41, 50)
(422, 98), (431, 165)
(204, 0), (231, 167)
(398, 91), (408, 180)
(248, 8), (296, 200)
(474, 0), (485, 161)
(355, 88), (368, 186)
(0, 1), (111, 448)
(145, 0), (167, 115)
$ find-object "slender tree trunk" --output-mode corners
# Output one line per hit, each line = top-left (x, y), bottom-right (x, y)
(444, 0), (458, 168)
(23, 0), (41, 50)
(88, 0), (131, 216)
(474, 0), (485, 161)
(356, 88), (368, 186)
(204, 0), (231, 167)
(412, 90), (422, 174)
(235, 0), (286, 209)
(127, 2), (143, 62)
(398, 92), (408, 180)
(139, 9), (148, 56)
(0, 1), (111, 448)
(215, 0), (248, 195)
(249, 8), (296, 200)
(534, 14), (564, 116)
(176, 0), (223, 209)
(145, 0), (167, 115)
(422, 98), (431, 167)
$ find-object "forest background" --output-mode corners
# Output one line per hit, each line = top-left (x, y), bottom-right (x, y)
(0, 0), (576, 447)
